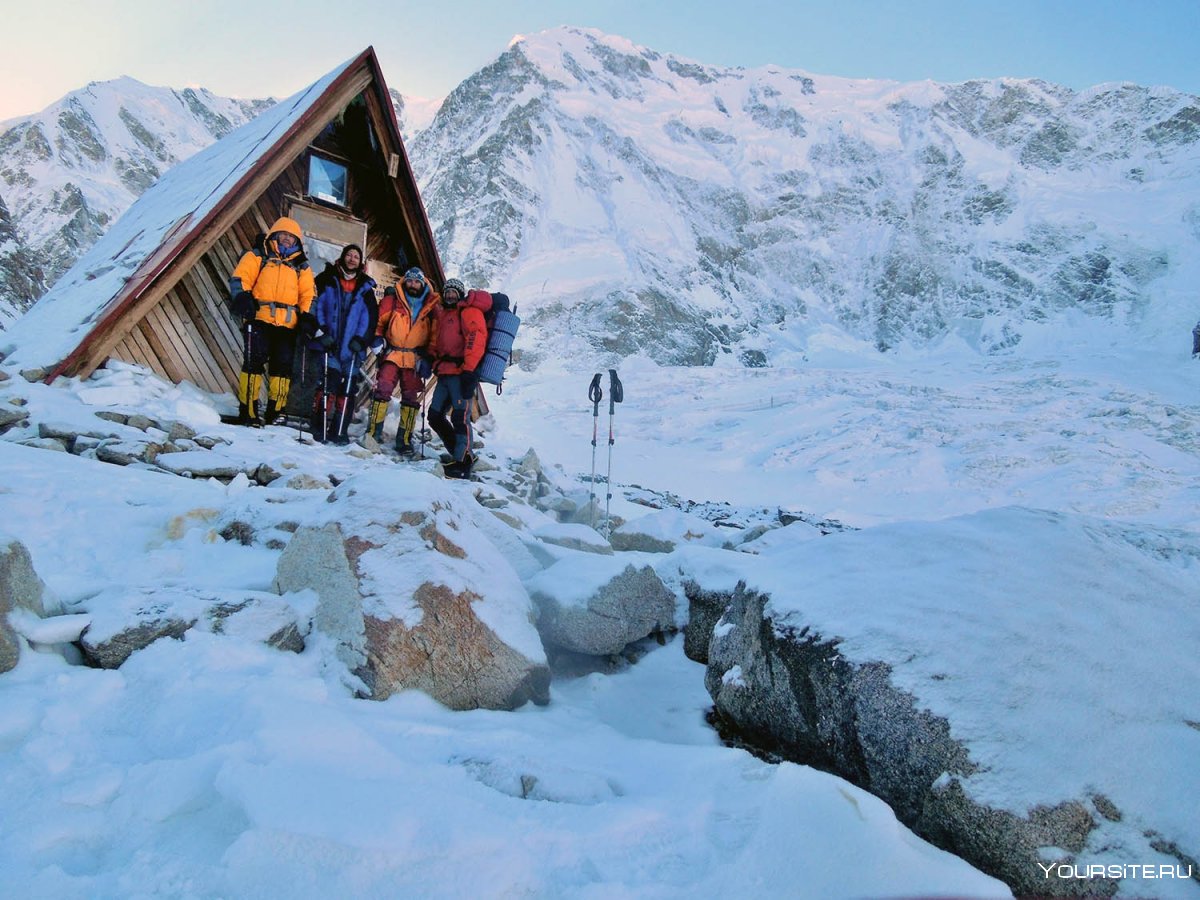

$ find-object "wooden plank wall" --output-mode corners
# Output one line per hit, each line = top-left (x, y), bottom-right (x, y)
(108, 192), (285, 395)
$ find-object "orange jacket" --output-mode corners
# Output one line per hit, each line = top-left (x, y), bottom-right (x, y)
(376, 284), (438, 369)
(431, 289), (491, 375)
(230, 217), (315, 329)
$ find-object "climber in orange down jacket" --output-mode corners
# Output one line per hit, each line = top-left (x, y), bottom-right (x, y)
(228, 216), (316, 426)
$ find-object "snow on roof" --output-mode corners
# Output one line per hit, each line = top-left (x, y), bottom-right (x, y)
(0, 54), (360, 373)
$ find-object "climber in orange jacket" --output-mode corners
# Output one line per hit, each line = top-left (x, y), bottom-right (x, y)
(228, 217), (316, 426)
(366, 267), (438, 454)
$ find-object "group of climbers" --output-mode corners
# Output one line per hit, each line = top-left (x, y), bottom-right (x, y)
(227, 219), (492, 479)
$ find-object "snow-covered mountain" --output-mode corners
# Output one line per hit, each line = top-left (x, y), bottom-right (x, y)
(0, 78), (433, 329)
(0, 78), (273, 326)
(4, 27), (1200, 360)
(412, 27), (1200, 365)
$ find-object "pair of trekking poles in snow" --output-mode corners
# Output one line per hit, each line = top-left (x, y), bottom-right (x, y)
(588, 369), (624, 536)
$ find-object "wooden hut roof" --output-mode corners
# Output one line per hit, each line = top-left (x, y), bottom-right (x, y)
(1, 47), (440, 383)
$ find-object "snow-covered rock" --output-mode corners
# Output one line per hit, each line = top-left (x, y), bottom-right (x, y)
(609, 508), (724, 552)
(531, 520), (613, 554)
(527, 556), (677, 656)
(77, 586), (309, 668)
(275, 471), (551, 710)
(0, 535), (48, 672)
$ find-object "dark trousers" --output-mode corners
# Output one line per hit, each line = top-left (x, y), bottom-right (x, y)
(241, 321), (296, 377)
(428, 375), (473, 461)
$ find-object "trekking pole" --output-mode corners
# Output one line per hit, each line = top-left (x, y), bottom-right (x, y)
(336, 354), (358, 439)
(587, 373), (603, 529)
(603, 369), (624, 537)
(320, 351), (329, 444)
(296, 344), (306, 443)
(420, 384), (429, 460)
(242, 321), (252, 422)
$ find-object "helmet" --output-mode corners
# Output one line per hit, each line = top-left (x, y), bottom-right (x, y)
(442, 278), (466, 302)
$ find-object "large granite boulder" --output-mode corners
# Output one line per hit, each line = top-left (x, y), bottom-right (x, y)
(274, 471), (550, 710)
(0, 536), (48, 672)
(527, 556), (678, 656)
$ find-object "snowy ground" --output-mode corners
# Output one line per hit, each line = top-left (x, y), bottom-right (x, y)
(490, 342), (1200, 531)
(2, 332), (1199, 897)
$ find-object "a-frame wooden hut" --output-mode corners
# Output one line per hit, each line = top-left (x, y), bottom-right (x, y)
(1, 48), (443, 407)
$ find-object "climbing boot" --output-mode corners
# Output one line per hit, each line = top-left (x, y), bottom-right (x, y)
(264, 376), (291, 425)
(395, 403), (418, 456)
(236, 373), (263, 427)
(367, 399), (389, 442)
(443, 452), (475, 480)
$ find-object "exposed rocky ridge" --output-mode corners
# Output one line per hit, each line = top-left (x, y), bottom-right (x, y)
(680, 519), (1200, 900)
(686, 581), (1106, 897)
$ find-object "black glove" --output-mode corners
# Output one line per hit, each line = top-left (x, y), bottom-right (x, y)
(299, 312), (318, 339)
(458, 370), (479, 396)
(232, 291), (255, 320)
(347, 335), (365, 355)
(319, 333), (336, 352)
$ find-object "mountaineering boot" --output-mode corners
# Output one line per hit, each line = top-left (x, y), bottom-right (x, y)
(264, 376), (291, 425)
(367, 399), (389, 442)
(236, 372), (263, 427)
(331, 395), (352, 445)
(395, 404), (418, 457)
(443, 451), (475, 480)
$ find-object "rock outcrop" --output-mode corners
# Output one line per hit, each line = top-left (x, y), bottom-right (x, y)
(685, 578), (1169, 898)
(78, 587), (308, 668)
(0, 536), (48, 672)
(528, 557), (677, 657)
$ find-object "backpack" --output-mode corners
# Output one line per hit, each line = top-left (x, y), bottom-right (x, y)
(475, 291), (521, 392)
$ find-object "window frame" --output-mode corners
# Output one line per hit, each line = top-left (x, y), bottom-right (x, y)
(307, 151), (350, 208)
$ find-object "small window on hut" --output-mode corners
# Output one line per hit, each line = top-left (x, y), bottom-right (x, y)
(308, 154), (348, 206)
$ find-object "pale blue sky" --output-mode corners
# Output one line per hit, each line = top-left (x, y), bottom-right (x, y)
(1, 0), (1197, 121)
